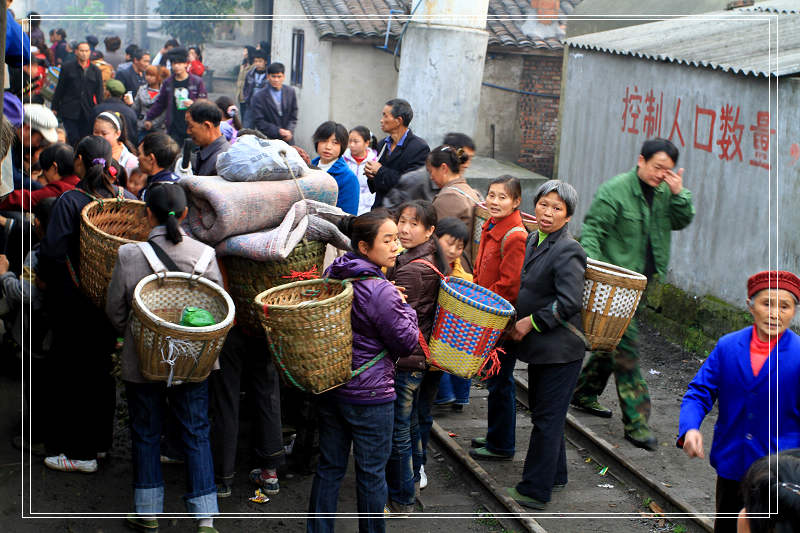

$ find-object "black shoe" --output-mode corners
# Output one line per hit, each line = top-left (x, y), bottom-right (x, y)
(570, 400), (613, 418)
(624, 431), (658, 451)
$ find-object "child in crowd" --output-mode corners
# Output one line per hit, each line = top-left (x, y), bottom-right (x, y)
(678, 270), (800, 533)
(311, 121), (359, 215)
(93, 111), (139, 174)
(133, 65), (167, 142)
(215, 96), (240, 143)
(342, 125), (378, 215)
(469, 176), (527, 462)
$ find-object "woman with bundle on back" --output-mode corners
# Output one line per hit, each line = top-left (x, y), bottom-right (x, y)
(308, 210), (420, 533)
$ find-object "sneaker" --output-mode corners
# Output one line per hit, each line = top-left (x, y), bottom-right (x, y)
(570, 399), (613, 418)
(44, 454), (98, 473)
(506, 487), (546, 510)
(451, 403), (464, 412)
(216, 483), (232, 498)
(552, 483), (566, 492)
(125, 515), (159, 532)
(249, 468), (279, 495)
(160, 455), (184, 464)
(433, 396), (455, 406)
(469, 447), (513, 461)
(470, 437), (487, 448)
(624, 428), (658, 451)
(384, 501), (413, 518)
(419, 465), (427, 490)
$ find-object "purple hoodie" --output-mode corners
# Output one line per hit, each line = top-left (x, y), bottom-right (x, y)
(325, 252), (419, 404)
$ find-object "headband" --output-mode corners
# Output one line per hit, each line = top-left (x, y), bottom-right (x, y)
(97, 111), (121, 132)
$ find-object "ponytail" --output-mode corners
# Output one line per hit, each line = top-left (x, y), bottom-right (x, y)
(145, 183), (187, 244)
(350, 125), (378, 152)
(75, 136), (117, 197)
(427, 144), (467, 174)
(337, 208), (393, 253)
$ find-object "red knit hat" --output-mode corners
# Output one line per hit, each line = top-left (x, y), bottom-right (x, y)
(747, 270), (800, 301)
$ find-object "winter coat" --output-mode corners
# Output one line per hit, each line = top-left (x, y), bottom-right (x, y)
(145, 73), (207, 129)
(241, 66), (269, 104)
(678, 327), (800, 481)
(251, 85), (298, 140)
(515, 226), (587, 365)
(311, 156), (360, 215)
(0, 174), (79, 211)
(325, 253), (419, 404)
(433, 176), (482, 273)
(133, 85), (165, 132)
(368, 129), (430, 208)
(51, 59), (104, 120)
(342, 147), (378, 215)
(581, 167), (695, 277)
(386, 237), (442, 371)
(473, 209), (527, 305)
(115, 64), (146, 94)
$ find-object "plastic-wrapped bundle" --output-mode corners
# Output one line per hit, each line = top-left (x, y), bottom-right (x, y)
(216, 136), (308, 182)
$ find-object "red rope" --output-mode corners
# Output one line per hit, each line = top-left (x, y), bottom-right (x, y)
(477, 346), (504, 381)
(281, 266), (320, 281)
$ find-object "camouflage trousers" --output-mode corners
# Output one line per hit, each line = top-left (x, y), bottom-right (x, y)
(571, 319), (652, 434)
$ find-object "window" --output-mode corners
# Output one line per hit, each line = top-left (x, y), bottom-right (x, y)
(291, 30), (304, 87)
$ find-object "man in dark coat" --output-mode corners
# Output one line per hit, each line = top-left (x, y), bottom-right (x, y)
(364, 98), (430, 209)
(115, 48), (150, 94)
(250, 62), (297, 143)
(92, 79), (138, 143)
(51, 41), (104, 147)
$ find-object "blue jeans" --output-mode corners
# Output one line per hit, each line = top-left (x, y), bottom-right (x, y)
(415, 370), (442, 470)
(386, 369), (424, 506)
(484, 349), (517, 456)
(307, 400), (393, 533)
(125, 380), (218, 517)
(436, 373), (472, 405)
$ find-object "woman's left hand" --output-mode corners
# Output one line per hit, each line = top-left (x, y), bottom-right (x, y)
(509, 316), (534, 341)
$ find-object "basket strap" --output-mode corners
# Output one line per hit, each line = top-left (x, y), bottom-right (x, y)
(552, 301), (590, 350)
(410, 258), (445, 280)
(416, 330), (446, 371)
(267, 338), (307, 393)
(501, 226), (527, 257)
(351, 350), (387, 378)
(65, 256), (80, 288)
(137, 242), (169, 274)
(192, 246), (215, 278)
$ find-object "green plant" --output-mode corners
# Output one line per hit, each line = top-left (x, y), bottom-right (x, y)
(156, 0), (252, 47)
(672, 524), (687, 533)
(642, 496), (653, 507)
(62, 0), (106, 38)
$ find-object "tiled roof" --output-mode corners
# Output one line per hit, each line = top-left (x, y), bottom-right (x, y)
(296, 0), (581, 50)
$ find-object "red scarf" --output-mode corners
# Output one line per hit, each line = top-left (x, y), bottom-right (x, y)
(749, 325), (783, 377)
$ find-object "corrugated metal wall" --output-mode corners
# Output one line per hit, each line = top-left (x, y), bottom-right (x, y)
(557, 49), (799, 309)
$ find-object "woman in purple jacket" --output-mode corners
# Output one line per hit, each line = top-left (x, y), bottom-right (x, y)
(307, 209), (420, 533)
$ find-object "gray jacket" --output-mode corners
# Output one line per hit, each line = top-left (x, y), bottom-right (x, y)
(105, 226), (224, 383)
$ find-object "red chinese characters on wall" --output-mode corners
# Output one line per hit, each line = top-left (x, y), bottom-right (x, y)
(716, 104), (744, 162)
(621, 86), (643, 134)
(749, 111), (775, 170)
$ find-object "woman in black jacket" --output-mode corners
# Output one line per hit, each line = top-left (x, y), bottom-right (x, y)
(506, 180), (587, 510)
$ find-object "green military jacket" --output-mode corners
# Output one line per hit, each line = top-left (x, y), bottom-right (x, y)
(580, 167), (695, 276)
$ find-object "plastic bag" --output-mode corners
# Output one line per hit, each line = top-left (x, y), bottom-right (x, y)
(216, 136), (308, 182)
(180, 306), (216, 327)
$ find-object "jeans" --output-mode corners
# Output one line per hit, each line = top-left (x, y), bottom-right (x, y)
(307, 400), (393, 533)
(125, 380), (218, 517)
(516, 360), (582, 502)
(415, 370), (442, 470)
(386, 369), (424, 506)
(484, 349), (517, 456)
(436, 373), (472, 405)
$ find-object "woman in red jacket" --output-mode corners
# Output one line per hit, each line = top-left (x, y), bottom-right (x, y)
(0, 143), (78, 210)
(470, 175), (527, 461)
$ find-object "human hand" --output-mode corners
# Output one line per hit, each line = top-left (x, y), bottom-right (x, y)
(183, 99), (193, 108)
(665, 168), (684, 195)
(509, 316), (534, 341)
(0, 254), (8, 275)
(682, 429), (704, 458)
(123, 93), (134, 106)
(364, 160), (381, 178)
(293, 146), (312, 166)
(279, 128), (292, 142)
(392, 282), (407, 303)
(144, 121), (152, 131)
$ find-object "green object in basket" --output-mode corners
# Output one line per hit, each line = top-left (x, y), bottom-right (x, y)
(180, 306), (216, 327)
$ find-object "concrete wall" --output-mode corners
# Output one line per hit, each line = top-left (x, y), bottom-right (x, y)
(475, 53), (524, 161)
(272, 0), (332, 150)
(557, 49), (799, 315)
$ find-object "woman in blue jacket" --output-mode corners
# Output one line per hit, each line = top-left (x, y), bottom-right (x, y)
(311, 121), (359, 215)
(678, 270), (800, 533)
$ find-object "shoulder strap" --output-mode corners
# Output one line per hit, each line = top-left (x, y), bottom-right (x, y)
(147, 239), (180, 271)
(193, 246), (215, 278)
(410, 258), (445, 280)
(500, 226), (527, 257)
(137, 242), (169, 274)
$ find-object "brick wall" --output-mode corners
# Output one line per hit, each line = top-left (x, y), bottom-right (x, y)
(517, 53), (562, 177)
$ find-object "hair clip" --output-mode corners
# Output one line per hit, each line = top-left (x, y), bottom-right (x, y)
(92, 157), (106, 166)
(108, 165), (117, 177)
(168, 211), (176, 216)
(780, 482), (800, 496)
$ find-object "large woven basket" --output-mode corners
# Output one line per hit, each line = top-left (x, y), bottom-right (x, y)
(222, 240), (326, 332)
(80, 199), (150, 308)
(255, 278), (354, 394)
(131, 272), (235, 385)
(582, 259), (648, 352)
(428, 277), (516, 379)
(472, 203), (538, 266)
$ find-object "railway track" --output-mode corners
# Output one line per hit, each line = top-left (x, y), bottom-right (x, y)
(429, 373), (715, 533)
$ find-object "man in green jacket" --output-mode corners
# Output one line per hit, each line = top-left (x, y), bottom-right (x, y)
(571, 138), (695, 450)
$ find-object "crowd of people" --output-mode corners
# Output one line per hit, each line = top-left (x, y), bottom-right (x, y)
(2, 13), (799, 533)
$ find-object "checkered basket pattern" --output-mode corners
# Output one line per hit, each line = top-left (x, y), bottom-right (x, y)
(428, 277), (515, 379)
(582, 258), (648, 352)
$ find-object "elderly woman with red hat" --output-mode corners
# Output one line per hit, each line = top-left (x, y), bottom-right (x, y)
(677, 270), (800, 533)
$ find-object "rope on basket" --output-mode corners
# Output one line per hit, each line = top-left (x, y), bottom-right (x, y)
(279, 149), (306, 201)
(160, 336), (197, 387)
(552, 301), (590, 349)
(281, 265), (320, 281)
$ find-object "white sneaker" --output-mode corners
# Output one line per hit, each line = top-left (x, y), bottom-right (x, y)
(44, 454), (98, 473)
(419, 465), (427, 490)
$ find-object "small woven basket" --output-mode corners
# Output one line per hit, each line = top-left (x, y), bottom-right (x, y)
(222, 240), (326, 332)
(131, 272), (235, 385)
(428, 277), (516, 379)
(255, 278), (354, 394)
(582, 258), (648, 352)
(472, 203), (538, 266)
(80, 199), (150, 308)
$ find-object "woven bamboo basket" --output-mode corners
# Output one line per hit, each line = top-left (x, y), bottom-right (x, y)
(222, 240), (326, 332)
(255, 278), (354, 394)
(131, 272), (235, 384)
(80, 199), (150, 308)
(428, 277), (516, 379)
(471, 203), (538, 266)
(582, 259), (648, 352)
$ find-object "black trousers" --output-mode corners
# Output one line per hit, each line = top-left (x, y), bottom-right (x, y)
(714, 476), (742, 533)
(209, 327), (283, 484)
(516, 359), (582, 502)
